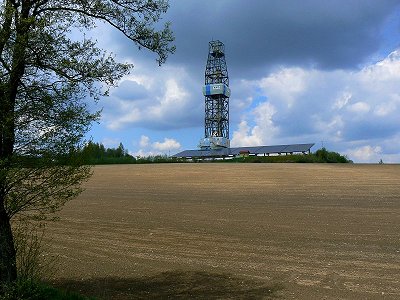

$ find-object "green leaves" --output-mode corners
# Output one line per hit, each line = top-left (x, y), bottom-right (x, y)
(29, 0), (175, 65)
(0, 0), (175, 218)
(0, 0), (174, 286)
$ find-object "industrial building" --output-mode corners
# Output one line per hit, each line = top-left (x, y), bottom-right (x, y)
(173, 143), (314, 159)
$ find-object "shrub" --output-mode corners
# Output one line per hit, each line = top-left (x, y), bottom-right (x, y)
(315, 147), (351, 163)
(1, 279), (92, 300)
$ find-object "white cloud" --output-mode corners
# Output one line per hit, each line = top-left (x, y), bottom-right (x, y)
(313, 115), (344, 141)
(147, 78), (189, 120)
(345, 145), (382, 163)
(258, 67), (309, 108)
(374, 96), (400, 116)
(106, 107), (141, 130)
(152, 138), (181, 151)
(231, 102), (278, 147)
(123, 74), (155, 90)
(231, 121), (263, 147)
(132, 136), (181, 157)
(360, 50), (400, 83)
(102, 64), (201, 131)
(78, 2), (400, 165)
(95, 43), (400, 163)
(347, 102), (370, 114)
(131, 149), (158, 158)
(229, 49), (400, 162)
(139, 135), (150, 148)
(333, 92), (352, 110)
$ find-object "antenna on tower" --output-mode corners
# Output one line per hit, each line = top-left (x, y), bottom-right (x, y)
(199, 40), (230, 150)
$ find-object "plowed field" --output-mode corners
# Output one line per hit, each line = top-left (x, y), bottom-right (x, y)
(45, 164), (400, 299)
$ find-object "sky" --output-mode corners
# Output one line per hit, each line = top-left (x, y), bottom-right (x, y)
(86, 0), (400, 163)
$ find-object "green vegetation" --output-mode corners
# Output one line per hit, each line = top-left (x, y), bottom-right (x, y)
(314, 147), (352, 163)
(0, 0), (175, 297)
(80, 142), (183, 164)
(136, 155), (181, 164)
(81, 142), (136, 164)
(81, 144), (174, 164)
(81, 144), (351, 164)
(218, 148), (352, 163)
(224, 153), (350, 163)
(0, 279), (93, 300)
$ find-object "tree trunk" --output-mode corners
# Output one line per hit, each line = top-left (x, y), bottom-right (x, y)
(0, 1), (33, 288)
(0, 194), (17, 287)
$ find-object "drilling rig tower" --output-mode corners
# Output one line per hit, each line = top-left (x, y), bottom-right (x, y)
(199, 40), (231, 149)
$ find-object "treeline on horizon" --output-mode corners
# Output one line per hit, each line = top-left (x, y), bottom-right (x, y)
(80, 141), (169, 164)
(228, 147), (352, 163)
(80, 142), (352, 164)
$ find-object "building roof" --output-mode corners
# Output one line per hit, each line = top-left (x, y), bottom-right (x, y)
(172, 143), (315, 158)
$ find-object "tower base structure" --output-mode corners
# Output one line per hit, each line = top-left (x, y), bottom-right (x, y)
(199, 137), (230, 150)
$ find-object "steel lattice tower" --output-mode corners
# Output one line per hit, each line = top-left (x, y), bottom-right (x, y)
(199, 40), (231, 149)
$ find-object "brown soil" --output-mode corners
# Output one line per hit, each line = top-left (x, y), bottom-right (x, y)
(44, 163), (400, 299)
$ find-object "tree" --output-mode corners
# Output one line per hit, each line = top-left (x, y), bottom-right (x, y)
(80, 141), (137, 164)
(315, 147), (351, 163)
(0, 0), (175, 287)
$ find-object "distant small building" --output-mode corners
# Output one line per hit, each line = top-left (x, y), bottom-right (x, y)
(239, 150), (250, 157)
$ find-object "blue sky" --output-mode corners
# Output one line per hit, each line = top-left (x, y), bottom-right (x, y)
(86, 0), (400, 163)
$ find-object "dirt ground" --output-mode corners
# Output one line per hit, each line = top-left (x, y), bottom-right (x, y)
(44, 163), (400, 299)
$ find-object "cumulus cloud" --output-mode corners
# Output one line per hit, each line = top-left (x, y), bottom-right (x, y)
(333, 92), (352, 110)
(345, 145), (382, 163)
(258, 68), (309, 108)
(102, 65), (203, 131)
(347, 102), (371, 114)
(167, 0), (400, 77)
(132, 135), (181, 157)
(374, 99), (399, 116)
(85, 1), (400, 163)
(139, 135), (150, 148)
(153, 138), (181, 151)
(231, 102), (279, 147)
(230, 49), (400, 161)
(95, 46), (400, 162)
(231, 121), (263, 147)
